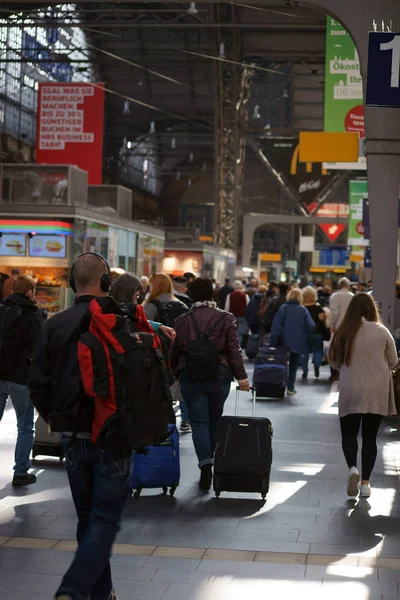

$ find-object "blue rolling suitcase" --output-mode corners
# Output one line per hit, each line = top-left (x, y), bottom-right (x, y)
(253, 346), (287, 399)
(131, 424), (180, 497)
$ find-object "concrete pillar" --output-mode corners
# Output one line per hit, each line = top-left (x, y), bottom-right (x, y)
(367, 147), (400, 329)
(276, 0), (400, 329)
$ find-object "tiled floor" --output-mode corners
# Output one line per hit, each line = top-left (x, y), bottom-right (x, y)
(1, 363), (400, 599)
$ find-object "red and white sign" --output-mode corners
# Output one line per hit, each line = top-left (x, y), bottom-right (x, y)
(345, 104), (365, 138)
(36, 82), (105, 184)
(306, 203), (350, 217)
(319, 223), (347, 242)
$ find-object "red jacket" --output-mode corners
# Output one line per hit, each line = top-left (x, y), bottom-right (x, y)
(170, 306), (247, 381)
(227, 291), (247, 317)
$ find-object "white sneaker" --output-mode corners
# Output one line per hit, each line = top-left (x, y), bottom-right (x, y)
(347, 467), (360, 497)
(360, 483), (371, 498)
(287, 390), (297, 396)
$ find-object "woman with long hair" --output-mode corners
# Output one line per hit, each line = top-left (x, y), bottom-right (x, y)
(329, 293), (398, 498)
(143, 273), (191, 432)
(270, 288), (315, 395)
(110, 273), (175, 341)
(143, 273), (187, 323)
(301, 286), (326, 379)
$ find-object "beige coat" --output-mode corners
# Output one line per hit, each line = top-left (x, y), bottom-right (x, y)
(331, 319), (398, 417)
(330, 289), (354, 330)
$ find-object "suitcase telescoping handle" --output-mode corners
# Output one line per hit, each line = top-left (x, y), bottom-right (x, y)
(235, 386), (257, 418)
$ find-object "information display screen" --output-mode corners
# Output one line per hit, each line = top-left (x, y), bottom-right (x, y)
(0, 234), (27, 256)
(28, 235), (67, 258)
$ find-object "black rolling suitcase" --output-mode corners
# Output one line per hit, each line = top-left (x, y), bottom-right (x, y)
(246, 334), (260, 360)
(32, 416), (64, 461)
(213, 387), (273, 499)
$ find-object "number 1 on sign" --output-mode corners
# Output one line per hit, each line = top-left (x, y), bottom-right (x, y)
(380, 35), (400, 88)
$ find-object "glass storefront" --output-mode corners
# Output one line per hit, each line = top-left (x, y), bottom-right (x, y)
(72, 219), (141, 273)
(137, 234), (164, 276)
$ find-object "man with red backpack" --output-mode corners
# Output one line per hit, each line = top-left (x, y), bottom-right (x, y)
(29, 253), (172, 600)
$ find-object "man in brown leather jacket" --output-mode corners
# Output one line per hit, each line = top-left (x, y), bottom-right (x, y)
(171, 278), (249, 491)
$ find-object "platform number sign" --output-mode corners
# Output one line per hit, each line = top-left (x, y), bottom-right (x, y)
(366, 32), (400, 107)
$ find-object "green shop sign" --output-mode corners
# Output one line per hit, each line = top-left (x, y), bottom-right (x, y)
(324, 17), (365, 137)
(348, 180), (369, 247)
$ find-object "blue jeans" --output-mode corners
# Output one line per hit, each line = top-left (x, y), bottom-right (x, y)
(236, 316), (248, 345)
(301, 333), (324, 375)
(181, 375), (231, 468)
(180, 399), (189, 422)
(0, 381), (34, 475)
(57, 436), (130, 600)
(288, 352), (301, 392)
(0, 393), (7, 420)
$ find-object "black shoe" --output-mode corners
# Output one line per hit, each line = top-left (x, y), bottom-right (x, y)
(302, 372), (308, 379)
(12, 473), (37, 486)
(314, 367), (320, 378)
(199, 465), (212, 491)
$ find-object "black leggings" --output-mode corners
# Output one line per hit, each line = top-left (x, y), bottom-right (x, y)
(340, 413), (383, 481)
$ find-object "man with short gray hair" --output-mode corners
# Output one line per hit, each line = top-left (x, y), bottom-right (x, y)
(329, 277), (354, 382)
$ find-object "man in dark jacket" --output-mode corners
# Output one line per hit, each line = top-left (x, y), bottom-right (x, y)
(171, 278), (249, 491)
(29, 254), (129, 600)
(172, 276), (194, 309)
(0, 274), (42, 486)
(217, 277), (233, 309)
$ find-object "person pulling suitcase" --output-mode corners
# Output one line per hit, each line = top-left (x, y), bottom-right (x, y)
(171, 278), (250, 491)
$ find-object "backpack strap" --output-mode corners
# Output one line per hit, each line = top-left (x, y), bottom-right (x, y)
(189, 311), (202, 338)
(149, 298), (162, 321)
(190, 310), (226, 340)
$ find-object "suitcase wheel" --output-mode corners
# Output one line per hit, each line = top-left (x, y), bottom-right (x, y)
(261, 479), (269, 500)
(214, 476), (221, 498)
(169, 484), (178, 497)
(162, 487), (168, 495)
(133, 488), (142, 499)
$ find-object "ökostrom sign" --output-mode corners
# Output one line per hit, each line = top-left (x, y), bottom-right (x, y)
(324, 18), (365, 136)
(366, 32), (400, 107)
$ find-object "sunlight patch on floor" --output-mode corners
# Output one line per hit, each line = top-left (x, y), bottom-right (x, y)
(277, 463), (325, 476)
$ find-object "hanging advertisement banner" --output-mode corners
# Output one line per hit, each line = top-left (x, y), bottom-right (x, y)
(36, 82), (105, 184)
(348, 180), (369, 246)
(324, 17), (365, 137)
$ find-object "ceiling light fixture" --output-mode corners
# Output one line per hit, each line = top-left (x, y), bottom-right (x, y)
(252, 104), (261, 119)
(123, 100), (130, 115)
(171, 137), (176, 149)
(219, 43), (225, 58)
(189, 152), (194, 162)
(127, 141), (132, 149)
(188, 2), (198, 15)
(149, 120), (156, 133)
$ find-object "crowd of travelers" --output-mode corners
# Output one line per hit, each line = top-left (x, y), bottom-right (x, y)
(0, 256), (398, 600)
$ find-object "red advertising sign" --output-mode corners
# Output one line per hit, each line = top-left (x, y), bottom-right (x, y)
(36, 82), (105, 184)
(319, 223), (347, 242)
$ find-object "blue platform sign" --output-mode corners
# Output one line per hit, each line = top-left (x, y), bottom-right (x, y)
(366, 32), (400, 107)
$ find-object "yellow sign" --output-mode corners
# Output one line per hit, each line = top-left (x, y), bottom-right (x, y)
(309, 267), (328, 273)
(299, 132), (359, 163)
(290, 144), (327, 176)
(259, 253), (282, 262)
(199, 235), (213, 242)
(350, 254), (364, 263)
(333, 268), (348, 273)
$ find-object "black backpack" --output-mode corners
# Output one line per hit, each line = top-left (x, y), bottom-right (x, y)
(0, 303), (22, 363)
(150, 298), (189, 327)
(184, 312), (226, 381)
(78, 297), (174, 455)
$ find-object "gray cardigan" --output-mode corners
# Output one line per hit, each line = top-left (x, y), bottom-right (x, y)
(331, 319), (398, 417)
